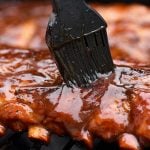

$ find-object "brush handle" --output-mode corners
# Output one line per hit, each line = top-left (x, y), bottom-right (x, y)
(51, 0), (83, 13)
(47, 0), (107, 48)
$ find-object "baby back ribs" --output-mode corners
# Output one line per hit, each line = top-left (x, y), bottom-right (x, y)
(0, 46), (149, 149)
(0, 1), (150, 150)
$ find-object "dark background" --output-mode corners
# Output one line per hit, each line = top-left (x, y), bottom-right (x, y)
(0, 0), (149, 5)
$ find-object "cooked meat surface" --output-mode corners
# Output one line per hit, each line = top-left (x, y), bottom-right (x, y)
(0, 2), (150, 63)
(0, 1), (150, 150)
(0, 45), (149, 149)
(92, 3), (150, 64)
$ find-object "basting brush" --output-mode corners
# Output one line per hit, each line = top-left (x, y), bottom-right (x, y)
(46, 0), (114, 87)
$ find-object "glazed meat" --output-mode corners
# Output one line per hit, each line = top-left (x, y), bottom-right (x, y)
(92, 3), (150, 64)
(0, 1), (150, 150)
(0, 45), (150, 150)
(0, 2), (150, 63)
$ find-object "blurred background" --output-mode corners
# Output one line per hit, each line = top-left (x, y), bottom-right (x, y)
(0, 0), (149, 64)
(0, 0), (149, 4)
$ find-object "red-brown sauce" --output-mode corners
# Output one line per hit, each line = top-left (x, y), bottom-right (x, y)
(0, 2), (150, 148)
(0, 47), (149, 147)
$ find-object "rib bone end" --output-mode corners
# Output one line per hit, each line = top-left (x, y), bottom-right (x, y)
(28, 126), (50, 143)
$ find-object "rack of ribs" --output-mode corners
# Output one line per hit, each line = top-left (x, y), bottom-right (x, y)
(0, 1), (150, 150)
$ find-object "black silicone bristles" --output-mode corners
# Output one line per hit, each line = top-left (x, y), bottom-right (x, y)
(52, 27), (114, 87)
(46, 0), (114, 87)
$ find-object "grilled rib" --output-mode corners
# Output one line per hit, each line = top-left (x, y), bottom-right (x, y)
(0, 2), (150, 150)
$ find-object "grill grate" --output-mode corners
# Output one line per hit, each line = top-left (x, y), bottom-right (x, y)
(0, 130), (120, 150)
(1, 131), (149, 150)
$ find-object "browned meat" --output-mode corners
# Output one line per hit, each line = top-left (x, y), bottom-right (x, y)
(0, 2), (149, 64)
(92, 3), (150, 64)
(0, 2), (150, 150)
(0, 46), (149, 149)
(0, 2), (51, 50)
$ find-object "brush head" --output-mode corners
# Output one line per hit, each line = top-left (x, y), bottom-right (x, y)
(46, 0), (114, 87)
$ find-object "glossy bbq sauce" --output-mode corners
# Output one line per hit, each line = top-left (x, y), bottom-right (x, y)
(0, 47), (149, 147)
